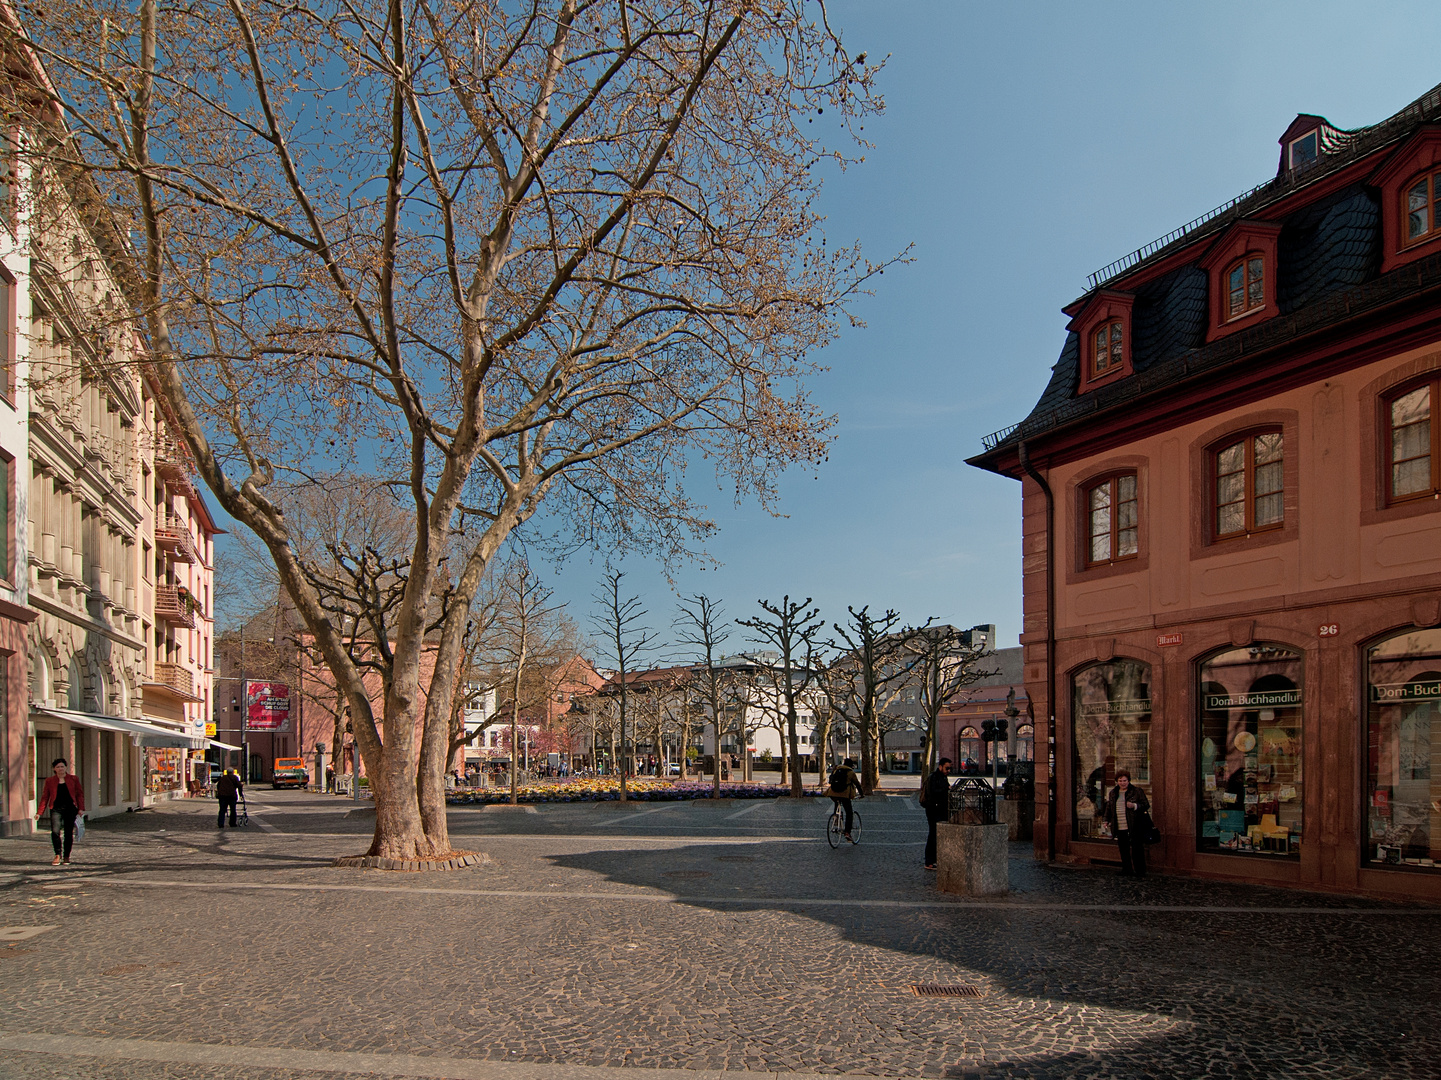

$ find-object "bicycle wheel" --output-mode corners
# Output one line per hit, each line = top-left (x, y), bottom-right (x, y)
(827, 808), (843, 848)
(849, 810), (862, 845)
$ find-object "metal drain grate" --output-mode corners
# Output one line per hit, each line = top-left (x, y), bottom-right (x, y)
(910, 984), (984, 998)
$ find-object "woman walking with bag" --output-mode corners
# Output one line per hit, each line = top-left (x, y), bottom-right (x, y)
(1104, 770), (1149, 878)
(37, 758), (85, 866)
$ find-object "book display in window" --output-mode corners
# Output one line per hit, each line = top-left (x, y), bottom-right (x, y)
(1198, 645), (1304, 856)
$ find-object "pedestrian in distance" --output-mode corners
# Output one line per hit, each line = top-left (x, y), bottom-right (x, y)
(921, 756), (954, 870)
(37, 757), (84, 866)
(215, 768), (243, 828)
(1105, 769), (1150, 877)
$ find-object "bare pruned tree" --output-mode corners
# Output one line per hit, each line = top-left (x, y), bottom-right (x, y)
(738, 597), (824, 798)
(10, 0), (896, 860)
(592, 569), (657, 803)
(829, 607), (926, 795)
(487, 560), (566, 803)
(674, 594), (730, 797)
(908, 626), (996, 789)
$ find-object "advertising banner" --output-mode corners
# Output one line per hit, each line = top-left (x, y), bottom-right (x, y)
(244, 680), (292, 732)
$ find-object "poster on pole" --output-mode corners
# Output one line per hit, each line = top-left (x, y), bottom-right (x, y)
(244, 680), (292, 732)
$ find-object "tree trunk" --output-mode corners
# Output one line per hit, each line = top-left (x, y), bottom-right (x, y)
(860, 700), (878, 796)
(330, 690), (345, 793)
(787, 711), (802, 797)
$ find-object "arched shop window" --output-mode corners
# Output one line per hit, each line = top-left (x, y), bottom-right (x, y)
(1072, 659), (1152, 840)
(1198, 645), (1304, 857)
(1365, 628), (1441, 870)
(1017, 723), (1035, 763)
(957, 727), (982, 772)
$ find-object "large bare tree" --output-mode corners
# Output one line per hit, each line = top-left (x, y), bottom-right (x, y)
(9, 0), (891, 859)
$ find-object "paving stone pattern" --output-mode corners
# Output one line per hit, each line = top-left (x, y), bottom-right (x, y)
(0, 791), (1437, 1079)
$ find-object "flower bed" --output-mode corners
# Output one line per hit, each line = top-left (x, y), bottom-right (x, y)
(447, 778), (816, 805)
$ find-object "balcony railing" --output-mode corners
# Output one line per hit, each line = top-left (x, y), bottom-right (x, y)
(155, 584), (197, 629)
(154, 433), (193, 486)
(155, 514), (197, 564)
(151, 661), (195, 697)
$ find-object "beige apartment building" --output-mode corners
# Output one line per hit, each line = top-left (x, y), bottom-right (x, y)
(0, 67), (220, 833)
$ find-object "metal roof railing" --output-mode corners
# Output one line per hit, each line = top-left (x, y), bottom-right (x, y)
(980, 422), (1020, 452)
(1084, 81), (1441, 293)
(1085, 181), (1273, 290)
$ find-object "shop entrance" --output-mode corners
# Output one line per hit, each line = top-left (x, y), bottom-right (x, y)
(34, 732), (63, 806)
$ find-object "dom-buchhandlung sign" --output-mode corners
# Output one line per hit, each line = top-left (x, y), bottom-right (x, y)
(244, 680), (292, 732)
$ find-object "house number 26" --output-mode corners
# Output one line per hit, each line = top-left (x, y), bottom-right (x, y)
(1319, 623), (1340, 637)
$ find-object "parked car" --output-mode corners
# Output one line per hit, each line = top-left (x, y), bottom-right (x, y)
(272, 757), (310, 789)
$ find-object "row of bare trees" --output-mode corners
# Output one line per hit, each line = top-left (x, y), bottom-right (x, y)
(581, 576), (997, 800)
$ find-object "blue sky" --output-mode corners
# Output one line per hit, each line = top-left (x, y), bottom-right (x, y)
(219, 2), (1441, 652)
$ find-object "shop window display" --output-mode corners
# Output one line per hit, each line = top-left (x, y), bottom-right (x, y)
(1072, 659), (1152, 840)
(1198, 644), (1303, 856)
(146, 747), (184, 794)
(1366, 628), (1441, 870)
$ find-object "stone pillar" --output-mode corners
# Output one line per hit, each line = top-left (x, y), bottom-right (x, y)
(936, 822), (1009, 897)
(997, 799), (1019, 840)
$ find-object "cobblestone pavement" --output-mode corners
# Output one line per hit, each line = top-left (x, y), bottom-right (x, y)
(0, 790), (1437, 1080)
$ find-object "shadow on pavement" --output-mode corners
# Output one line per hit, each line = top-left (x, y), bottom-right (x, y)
(546, 837), (1441, 1080)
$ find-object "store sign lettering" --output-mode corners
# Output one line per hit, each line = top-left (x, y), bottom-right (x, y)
(1156, 633), (1183, 648)
(1079, 699), (1152, 717)
(1370, 680), (1441, 703)
(1204, 689), (1302, 710)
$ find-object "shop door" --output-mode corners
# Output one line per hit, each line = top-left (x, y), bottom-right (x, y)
(34, 733), (63, 806)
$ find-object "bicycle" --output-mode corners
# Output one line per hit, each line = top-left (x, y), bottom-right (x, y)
(826, 799), (861, 848)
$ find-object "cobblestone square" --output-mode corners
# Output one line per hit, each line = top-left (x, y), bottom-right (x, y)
(1, 791), (1437, 1080)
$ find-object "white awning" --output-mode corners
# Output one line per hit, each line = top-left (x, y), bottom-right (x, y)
(208, 739), (242, 751)
(33, 707), (203, 749)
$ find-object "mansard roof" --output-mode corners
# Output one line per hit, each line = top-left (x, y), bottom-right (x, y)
(971, 81), (1441, 474)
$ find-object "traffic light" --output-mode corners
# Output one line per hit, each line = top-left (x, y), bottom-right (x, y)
(995, 718), (1009, 742)
(980, 719), (996, 742)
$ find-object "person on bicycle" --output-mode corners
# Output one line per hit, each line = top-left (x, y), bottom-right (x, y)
(827, 757), (861, 842)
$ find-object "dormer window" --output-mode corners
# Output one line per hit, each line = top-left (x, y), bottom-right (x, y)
(1405, 169), (1441, 245)
(1226, 256), (1265, 319)
(1288, 131), (1318, 170)
(1372, 128), (1441, 272)
(1068, 291), (1135, 393)
(1093, 321), (1123, 378)
(1199, 221), (1280, 341)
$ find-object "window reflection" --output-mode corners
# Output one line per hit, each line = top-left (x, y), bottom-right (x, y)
(1366, 629), (1441, 870)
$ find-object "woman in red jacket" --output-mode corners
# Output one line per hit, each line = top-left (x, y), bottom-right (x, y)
(37, 758), (84, 866)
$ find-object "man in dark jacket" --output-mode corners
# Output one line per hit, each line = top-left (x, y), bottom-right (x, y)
(216, 769), (243, 828)
(922, 757), (953, 870)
